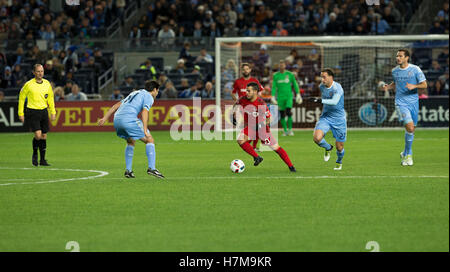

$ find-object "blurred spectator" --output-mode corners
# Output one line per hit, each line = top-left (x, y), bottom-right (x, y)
(129, 25), (142, 47)
(179, 42), (194, 64)
(272, 21), (288, 36)
(245, 23), (259, 36)
(195, 48), (213, 64)
(437, 2), (449, 25)
(371, 13), (391, 34)
(252, 44), (271, 76)
(54, 86), (65, 101)
(139, 59), (158, 80)
(201, 81), (215, 99)
(437, 47), (449, 67)
(223, 22), (239, 37)
(203, 10), (214, 29)
(285, 49), (299, 68)
(222, 59), (238, 83)
(192, 21), (204, 45)
(430, 60), (443, 73)
(206, 22), (221, 39)
(0, 66), (16, 88)
(160, 81), (178, 99)
(191, 65), (204, 81)
(158, 24), (176, 48)
(429, 80), (447, 96)
(224, 3), (237, 26)
(66, 84), (88, 101)
(428, 20), (445, 34)
(44, 60), (62, 84)
(174, 59), (187, 74)
(12, 64), (26, 87)
(121, 76), (137, 88)
(64, 80), (74, 95)
(178, 78), (194, 98)
(158, 72), (172, 91)
(110, 87), (124, 100)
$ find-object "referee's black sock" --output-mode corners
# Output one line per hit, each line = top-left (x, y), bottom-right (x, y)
(38, 139), (47, 161)
(32, 138), (39, 156)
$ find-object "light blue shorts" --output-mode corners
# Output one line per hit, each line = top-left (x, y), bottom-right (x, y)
(114, 118), (149, 140)
(315, 118), (347, 142)
(396, 103), (418, 126)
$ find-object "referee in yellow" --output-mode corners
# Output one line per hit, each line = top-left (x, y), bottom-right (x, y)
(18, 64), (56, 166)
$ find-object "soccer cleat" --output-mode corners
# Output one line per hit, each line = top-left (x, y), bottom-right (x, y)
(289, 166), (297, 172)
(288, 130), (294, 136)
(124, 170), (135, 178)
(253, 156), (264, 166)
(400, 151), (406, 165)
(282, 131), (287, 136)
(334, 163), (342, 170)
(32, 154), (38, 166)
(147, 168), (165, 178)
(402, 155), (413, 166)
(324, 145), (333, 162)
(39, 160), (51, 166)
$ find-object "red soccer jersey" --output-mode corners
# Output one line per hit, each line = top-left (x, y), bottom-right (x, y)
(237, 96), (271, 127)
(232, 77), (264, 98)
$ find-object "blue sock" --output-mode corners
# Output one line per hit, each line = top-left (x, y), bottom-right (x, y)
(318, 138), (332, 150)
(405, 132), (414, 155)
(125, 145), (134, 171)
(336, 149), (345, 164)
(146, 143), (156, 170)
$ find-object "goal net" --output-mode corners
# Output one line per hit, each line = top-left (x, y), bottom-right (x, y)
(214, 35), (449, 131)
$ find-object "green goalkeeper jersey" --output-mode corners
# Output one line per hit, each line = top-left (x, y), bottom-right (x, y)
(271, 71), (300, 98)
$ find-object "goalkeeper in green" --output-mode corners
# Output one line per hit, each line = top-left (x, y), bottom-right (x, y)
(271, 60), (303, 136)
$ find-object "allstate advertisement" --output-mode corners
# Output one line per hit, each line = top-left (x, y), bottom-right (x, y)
(0, 98), (448, 132)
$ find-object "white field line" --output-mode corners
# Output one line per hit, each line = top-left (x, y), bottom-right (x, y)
(103, 175), (449, 180)
(0, 167), (109, 186)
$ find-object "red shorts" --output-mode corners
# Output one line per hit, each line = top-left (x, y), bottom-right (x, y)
(241, 125), (277, 146)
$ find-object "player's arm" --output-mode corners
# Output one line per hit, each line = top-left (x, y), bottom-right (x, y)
(321, 90), (343, 106)
(141, 109), (151, 137)
(406, 80), (427, 90)
(47, 84), (56, 121)
(98, 101), (121, 126)
(270, 76), (278, 104)
(18, 84), (29, 123)
(231, 81), (238, 102)
(291, 72), (303, 104)
(383, 82), (396, 92)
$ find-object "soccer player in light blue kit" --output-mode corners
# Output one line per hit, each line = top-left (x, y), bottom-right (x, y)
(383, 49), (427, 166)
(309, 69), (347, 170)
(98, 80), (164, 178)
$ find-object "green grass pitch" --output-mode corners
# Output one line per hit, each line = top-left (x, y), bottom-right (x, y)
(0, 129), (448, 252)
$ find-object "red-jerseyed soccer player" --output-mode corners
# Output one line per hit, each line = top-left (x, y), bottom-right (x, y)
(234, 82), (296, 172)
(232, 63), (264, 150)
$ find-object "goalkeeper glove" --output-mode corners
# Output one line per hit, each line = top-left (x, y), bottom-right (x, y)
(308, 97), (322, 103)
(295, 93), (303, 104)
(270, 97), (278, 105)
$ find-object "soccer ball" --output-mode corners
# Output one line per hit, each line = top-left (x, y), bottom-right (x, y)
(230, 159), (245, 173)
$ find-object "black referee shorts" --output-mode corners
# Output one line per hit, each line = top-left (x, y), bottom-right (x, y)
(25, 108), (50, 134)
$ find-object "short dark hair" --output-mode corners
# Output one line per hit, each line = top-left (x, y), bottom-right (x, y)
(145, 80), (160, 92)
(321, 68), (334, 78)
(241, 62), (251, 69)
(398, 49), (410, 60)
(246, 82), (259, 91)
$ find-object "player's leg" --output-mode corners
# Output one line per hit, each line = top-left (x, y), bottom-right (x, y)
(330, 123), (346, 170)
(27, 109), (41, 166)
(285, 97), (294, 135)
(237, 127), (263, 166)
(124, 138), (136, 178)
(313, 120), (333, 161)
(38, 110), (51, 166)
(140, 131), (164, 178)
(259, 128), (295, 172)
(279, 109), (288, 136)
(398, 105), (417, 166)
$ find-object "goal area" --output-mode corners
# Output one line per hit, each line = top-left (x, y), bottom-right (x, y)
(214, 35), (449, 131)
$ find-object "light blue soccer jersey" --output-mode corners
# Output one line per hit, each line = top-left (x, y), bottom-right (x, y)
(392, 64), (426, 106)
(319, 81), (346, 124)
(115, 89), (154, 120)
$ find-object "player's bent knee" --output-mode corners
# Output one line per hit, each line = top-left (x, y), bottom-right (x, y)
(286, 108), (292, 117)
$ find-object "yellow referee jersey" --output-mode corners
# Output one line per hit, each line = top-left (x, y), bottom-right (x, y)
(18, 78), (56, 117)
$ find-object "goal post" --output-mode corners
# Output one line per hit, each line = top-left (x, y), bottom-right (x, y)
(214, 35), (449, 131)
